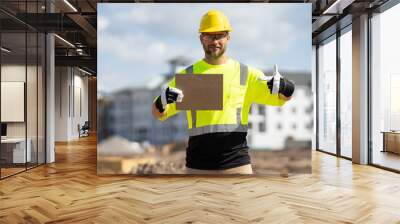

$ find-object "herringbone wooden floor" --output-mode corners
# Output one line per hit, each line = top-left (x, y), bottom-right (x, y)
(1, 135), (400, 224)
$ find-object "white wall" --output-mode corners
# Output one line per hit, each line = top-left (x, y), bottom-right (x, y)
(72, 73), (89, 138)
(55, 66), (68, 141)
(55, 67), (89, 141)
(1, 65), (29, 138)
(1, 63), (46, 163)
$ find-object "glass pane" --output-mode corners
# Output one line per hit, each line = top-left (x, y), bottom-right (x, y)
(38, 32), (45, 165)
(371, 4), (400, 171)
(27, 31), (38, 169)
(25, 0), (38, 169)
(1, 30), (27, 177)
(317, 36), (337, 154)
(340, 28), (352, 158)
(0, 1), (27, 32)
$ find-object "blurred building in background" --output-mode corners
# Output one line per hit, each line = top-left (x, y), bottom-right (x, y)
(247, 71), (313, 149)
(98, 58), (312, 150)
(98, 58), (188, 145)
(98, 80), (187, 145)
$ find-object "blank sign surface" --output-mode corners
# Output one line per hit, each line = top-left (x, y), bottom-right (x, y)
(175, 74), (223, 110)
(1, 82), (25, 122)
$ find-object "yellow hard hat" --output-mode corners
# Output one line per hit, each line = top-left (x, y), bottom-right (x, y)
(199, 9), (232, 33)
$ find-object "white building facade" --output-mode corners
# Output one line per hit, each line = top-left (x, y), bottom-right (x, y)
(247, 72), (312, 149)
(106, 76), (188, 145)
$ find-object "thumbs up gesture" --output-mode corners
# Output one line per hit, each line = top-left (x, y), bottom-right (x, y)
(267, 64), (282, 95)
(267, 64), (295, 98)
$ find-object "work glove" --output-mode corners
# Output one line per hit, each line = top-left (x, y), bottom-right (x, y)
(155, 86), (184, 113)
(266, 64), (295, 98)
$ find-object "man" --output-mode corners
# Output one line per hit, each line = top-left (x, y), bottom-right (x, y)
(152, 9), (295, 174)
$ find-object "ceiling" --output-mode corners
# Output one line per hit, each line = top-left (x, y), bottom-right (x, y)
(310, 0), (389, 43)
(0, 0), (98, 74)
(0, 0), (393, 75)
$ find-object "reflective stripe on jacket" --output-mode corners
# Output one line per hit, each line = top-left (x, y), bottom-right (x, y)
(158, 58), (286, 136)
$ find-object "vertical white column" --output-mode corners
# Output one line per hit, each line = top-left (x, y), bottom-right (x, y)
(46, 1), (55, 163)
(352, 14), (369, 164)
(312, 45), (317, 151)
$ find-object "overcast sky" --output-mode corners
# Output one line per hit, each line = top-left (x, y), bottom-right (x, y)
(98, 3), (311, 93)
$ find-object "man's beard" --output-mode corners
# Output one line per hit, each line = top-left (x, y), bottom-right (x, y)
(203, 44), (226, 59)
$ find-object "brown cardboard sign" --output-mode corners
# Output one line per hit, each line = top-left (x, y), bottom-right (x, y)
(175, 74), (223, 110)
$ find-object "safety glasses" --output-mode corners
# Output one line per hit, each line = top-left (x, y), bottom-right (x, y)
(201, 33), (228, 41)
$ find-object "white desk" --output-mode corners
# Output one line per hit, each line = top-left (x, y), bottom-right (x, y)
(1, 138), (31, 163)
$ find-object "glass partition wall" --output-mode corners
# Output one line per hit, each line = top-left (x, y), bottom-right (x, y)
(317, 35), (337, 155)
(0, 30), (27, 177)
(317, 0), (400, 172)
(370, 3), (400, 171)
(0, 1), (46, 179)
(339, 26), (352, 159)
(316, 25), (353, 159)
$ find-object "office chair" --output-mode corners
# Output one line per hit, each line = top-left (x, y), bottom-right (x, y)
(79, 121), (90, 138)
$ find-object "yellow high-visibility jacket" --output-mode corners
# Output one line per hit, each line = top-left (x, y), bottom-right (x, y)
(158, 58), (287, 136)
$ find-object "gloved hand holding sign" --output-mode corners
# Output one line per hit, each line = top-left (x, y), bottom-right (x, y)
(266, 64), (295, 98)
(155, 86), (184, 113)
